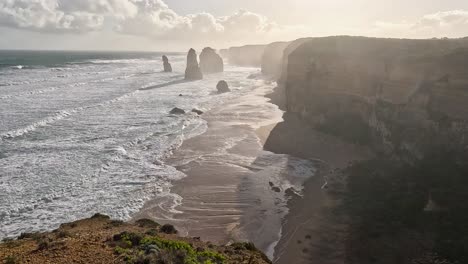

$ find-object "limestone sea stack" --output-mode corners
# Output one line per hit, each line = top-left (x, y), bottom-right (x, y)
(162, 55), (172, 72)
(216, 80), (230, 93)
(184, 48), (203, 80)
(199, 47), (224, 74)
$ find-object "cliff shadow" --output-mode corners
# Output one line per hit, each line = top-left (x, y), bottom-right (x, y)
(259, 111), (372, 263)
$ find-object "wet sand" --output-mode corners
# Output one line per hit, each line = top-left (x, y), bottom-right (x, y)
(265, 112), (373, 263)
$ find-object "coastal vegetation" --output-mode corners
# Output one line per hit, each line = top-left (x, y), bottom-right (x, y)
(0, 215), (271, 264)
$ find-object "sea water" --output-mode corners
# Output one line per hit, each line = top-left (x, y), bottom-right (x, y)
(0, 50), (315, 259)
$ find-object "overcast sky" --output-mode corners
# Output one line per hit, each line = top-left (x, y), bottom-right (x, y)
(1, 0), (468, 51)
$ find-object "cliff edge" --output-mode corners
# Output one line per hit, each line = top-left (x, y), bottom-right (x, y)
(0, 214), (271, 264)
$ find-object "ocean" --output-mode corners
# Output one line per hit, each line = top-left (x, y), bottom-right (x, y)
(0, 50), (315, 257)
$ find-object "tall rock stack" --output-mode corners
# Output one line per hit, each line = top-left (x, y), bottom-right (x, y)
(184, 49), (203, 80)
(162, 55), (172, 72)
(199, 47), (224, 74)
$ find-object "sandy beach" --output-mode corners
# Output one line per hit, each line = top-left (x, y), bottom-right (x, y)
(135, 79), (319, 260)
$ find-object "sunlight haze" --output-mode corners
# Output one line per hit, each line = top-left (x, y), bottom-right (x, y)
(1, 0), (468, 51)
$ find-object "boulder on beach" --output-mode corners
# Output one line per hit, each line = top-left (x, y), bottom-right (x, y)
(199, 47), (224, 74)
(170, 107), (185, 115)
(185, 49), (203, 80)
(216, 80), (230, 93)
(191, 109), (204, 115)
(162, 55), (172, 72)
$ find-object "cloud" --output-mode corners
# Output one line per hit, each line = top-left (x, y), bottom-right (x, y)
(372, 10), (468, 38)
(115, 4), (278, 42)
(0, 0), (108, 33)
(0, 0), (284, 44)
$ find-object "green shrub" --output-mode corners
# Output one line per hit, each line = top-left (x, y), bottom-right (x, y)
(37, 239), (50, 251)
(4, 255), (17, 264)
(135, 219), (160, 228)
(112, 234), (226, 264)
(113, 232), (143, 247)
(160, 224), (178, 234)
(231, 242), (257, 251)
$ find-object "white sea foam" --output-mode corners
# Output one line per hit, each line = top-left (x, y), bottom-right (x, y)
(0, 110), (73, 139)
(0, 55), (265, 240)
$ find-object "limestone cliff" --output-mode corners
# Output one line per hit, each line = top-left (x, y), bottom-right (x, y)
(185, 48), (203, 80)
(223, 45), (266, 67)
(261, 41), (290, 77)
(199, 47), (224, 73)
(162, 55), (172, 72)
(281, 36), (468, 159)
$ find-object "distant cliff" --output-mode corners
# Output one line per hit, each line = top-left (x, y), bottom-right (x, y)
(221, 45), (266, 67)
(261, 41), (290, 77)
(281, 36), (468, 159)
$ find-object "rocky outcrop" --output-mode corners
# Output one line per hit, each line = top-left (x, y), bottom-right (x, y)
(199, 47), (224, 73)
(216, 80), (230, 93)
(184, 48), (203, 80)
(282, 36), (468, 159)
(191, 109), (204, 115)
(169, 107), (185, 115)
(224, 45), (266, 67)
(261, 41), (291, 78)
(162, 55), (172, 72)
(0, 214), (271, 264)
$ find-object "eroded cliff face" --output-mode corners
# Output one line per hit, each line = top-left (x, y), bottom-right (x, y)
(222, 45), (266, 67)
(261, 41), (290, 77)
(283, 36), (468, 159)
(199, 47), (224, 73)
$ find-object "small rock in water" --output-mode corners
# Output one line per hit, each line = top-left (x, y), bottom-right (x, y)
(271, 186), (281, 193)
(170, 107), (185, 115)
(179, 94), (183, 97)
(216, 80), (230, 93)
(191, 109), (204, 115)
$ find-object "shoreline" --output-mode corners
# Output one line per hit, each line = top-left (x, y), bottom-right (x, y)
(134, 77), (373, 263)
(263, 87), (373, 263)
(135, 78), (299, 259)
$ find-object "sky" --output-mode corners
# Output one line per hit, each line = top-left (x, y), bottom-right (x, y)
(1, 0), (468, 51)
